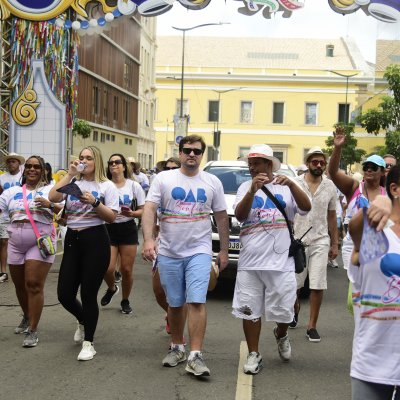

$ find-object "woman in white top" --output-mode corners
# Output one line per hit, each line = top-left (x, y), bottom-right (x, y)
(0, 155), (60, 348)
(100, 154), (145, 314)
(49, 146), (119, 362)
(349, 165), (400, 400)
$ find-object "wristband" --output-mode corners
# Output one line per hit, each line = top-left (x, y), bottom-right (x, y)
(248, 188), (256, 195)
(92, 198), (101, 208)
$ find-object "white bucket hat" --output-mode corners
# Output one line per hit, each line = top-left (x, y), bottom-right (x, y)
(242, 144), (281, 172)
(2, 152), (25, 164)
(304, 146), (327, 163)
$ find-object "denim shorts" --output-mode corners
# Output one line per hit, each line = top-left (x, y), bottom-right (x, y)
(157, 253), (212, 307)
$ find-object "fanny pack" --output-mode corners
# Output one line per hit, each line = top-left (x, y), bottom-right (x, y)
(22, 184), (56, 259)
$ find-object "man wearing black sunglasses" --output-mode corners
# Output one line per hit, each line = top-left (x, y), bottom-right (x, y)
(293, 147), (338, 343)
(382, 154), (397, 187)
(142, 135), (229, 378)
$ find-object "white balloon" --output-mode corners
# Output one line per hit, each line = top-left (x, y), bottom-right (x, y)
(55, 18), (64, 28)
(118, 0), (137, 15)
(89, 18), (98, 27)
(71, 21), (81, 30)
(105, 12), (115, 22)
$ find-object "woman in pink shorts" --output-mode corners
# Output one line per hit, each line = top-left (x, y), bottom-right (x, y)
(0, 155), (60, 348)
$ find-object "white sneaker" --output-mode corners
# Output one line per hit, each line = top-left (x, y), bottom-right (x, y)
(243, 352), (262, 375)
(74, 321), (85, 344)
(77, 341), (96, 361)
(274, 327), (291, 362)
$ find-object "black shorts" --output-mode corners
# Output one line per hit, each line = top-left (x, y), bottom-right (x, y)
(106, 219), (139, 246)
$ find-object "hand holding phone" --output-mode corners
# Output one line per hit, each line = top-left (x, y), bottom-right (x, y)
(121, 205), (131, 214)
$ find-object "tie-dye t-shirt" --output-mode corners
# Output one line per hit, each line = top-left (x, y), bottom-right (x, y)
(234, 180), (308, 272)
(146, 169), (227, 258)
(351, 227), (400, 386)
(114, 179), (145, 224)
(0, 184), (54, 224)
(64, 179), (119, 229)
(0, 171), (22, 223)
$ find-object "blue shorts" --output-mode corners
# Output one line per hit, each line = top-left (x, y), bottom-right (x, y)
(157, 253), (212, 307)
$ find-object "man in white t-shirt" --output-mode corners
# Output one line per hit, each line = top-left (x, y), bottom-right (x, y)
(0, 152), (25, 283)
(292, 147), (338, 343)
(142, 135), (229, 378)
(232, 144), (311, 375)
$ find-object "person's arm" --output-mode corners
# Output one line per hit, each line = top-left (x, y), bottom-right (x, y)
(327, 126), (358, 199)
(141, 201), (158, 261)
(273, 175), (311, 212)
(327, 209), (339, 260)
(49, 161), (78, 203)
(79, 190), (117, 223)
(213, 210), (229, 272)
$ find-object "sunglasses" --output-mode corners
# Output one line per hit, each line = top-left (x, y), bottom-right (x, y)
(386, 163), (394, 169)
(108, 160), (123, 166)
(25, 164), (42, 170)
(310, 160), (327, 167)
(164, 166), (179, 170)
(181, 148), (203, 156)
(362, 163), (379, 172)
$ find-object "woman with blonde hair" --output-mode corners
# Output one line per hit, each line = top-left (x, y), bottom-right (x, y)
(49, 146), (119, 361)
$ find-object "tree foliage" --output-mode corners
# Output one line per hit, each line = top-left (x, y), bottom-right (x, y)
(72, 119), (91, 139)
(357, 64), (400, 159)
(324, 123), (366, 171)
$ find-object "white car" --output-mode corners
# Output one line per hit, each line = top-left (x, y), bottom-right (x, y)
(203, 160), (296, 278)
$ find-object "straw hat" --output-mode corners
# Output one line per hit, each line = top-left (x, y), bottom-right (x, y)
(2, 152), (25, 164)
(304, 146), (327, 163)
(241, 144), (281, 172)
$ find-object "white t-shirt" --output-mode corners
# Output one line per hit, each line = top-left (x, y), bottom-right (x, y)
(234, 181), (308, 272)
(134, 172), (150, 190)
(0, 184), (54, 224)
(64, 180), (119, 229)
(0, 171), (22, 223)
(350, 227), (400, 386)
(146, 169), (227, 258)
(114, 179), (145, 223)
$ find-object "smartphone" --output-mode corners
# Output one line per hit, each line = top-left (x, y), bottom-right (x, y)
(121, 205), (130, 212)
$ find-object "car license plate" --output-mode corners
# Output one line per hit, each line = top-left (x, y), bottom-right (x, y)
(229, 240), (242, 250)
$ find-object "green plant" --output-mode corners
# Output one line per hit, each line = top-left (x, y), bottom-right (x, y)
(72, 119), (91, 139)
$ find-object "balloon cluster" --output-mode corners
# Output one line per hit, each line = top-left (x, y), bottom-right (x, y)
(329, 0), (400, 23)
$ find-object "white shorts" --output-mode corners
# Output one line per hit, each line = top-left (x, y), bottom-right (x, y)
(341, 236), (354, 271)
(232, 270), (296, 323)
(296, 244), (329, 290)
(0, 222), (9, 239)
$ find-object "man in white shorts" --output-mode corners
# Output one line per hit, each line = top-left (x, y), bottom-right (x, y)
(292, 147), (338, 342)
(0, 153), (24, 283)
(232, 144), (311, 375)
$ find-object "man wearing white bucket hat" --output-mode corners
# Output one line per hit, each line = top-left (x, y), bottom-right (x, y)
(0, 153), (25, 283)
(292, 146), (338, 343)
(232, 144), (311, 374)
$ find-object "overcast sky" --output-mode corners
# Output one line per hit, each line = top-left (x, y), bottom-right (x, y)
(157, 0), (400, 64)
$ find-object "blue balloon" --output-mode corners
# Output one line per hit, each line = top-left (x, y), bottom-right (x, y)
(112, 9), (122, 17)
(80, 20), (89, 29)
(380, 253), (400, 277)
(64, 20), (72, 29)
(97, 17), (106, 26)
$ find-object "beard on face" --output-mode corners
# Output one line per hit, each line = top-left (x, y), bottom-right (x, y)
(309, 167), (324, 177)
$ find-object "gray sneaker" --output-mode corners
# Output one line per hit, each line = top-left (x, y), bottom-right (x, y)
(162, 346), (186, 367)
(14, 316), (29, 334)
(185, 353), (210, 376)
(23, 331), (38, 348)
(274, 327), (291, 362)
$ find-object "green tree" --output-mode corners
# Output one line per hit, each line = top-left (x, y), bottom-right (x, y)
(72, 119), (91, 139)
(357, 64), (400, 160)
(324, 123), (366, 172)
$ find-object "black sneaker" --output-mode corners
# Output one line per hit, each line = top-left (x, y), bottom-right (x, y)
(121, 299), (132, 314)
(101, 285), (119, 306)
(114, 271), (122, 283)
(289, 313), (298, 329)
(306, 328), (321, 342)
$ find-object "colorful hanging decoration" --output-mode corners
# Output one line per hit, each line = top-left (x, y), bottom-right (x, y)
(10, 18), (79, 128)
(234, 0), (304, 19)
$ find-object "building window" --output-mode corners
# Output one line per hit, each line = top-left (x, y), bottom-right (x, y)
(113, 96), (118, 121)
(93, 131), (98, 141)
(273, 102), (284, 124)
(93, 84), (99, 116)
(208, 100), (219, 122)
(240, 101), (253, 123)
(111, 135), (115, 142)
(124, 138), (133, 145)
(101, 132), (105, 143)
(338, 103), (350, 124)
(106, 134), (110, 141)
(103, 88), (108, 122)
(305, 103), (317, 125)
(123, 98), (129, 125)
(175, 99), (189, 117)
(123, 59), (133, 90)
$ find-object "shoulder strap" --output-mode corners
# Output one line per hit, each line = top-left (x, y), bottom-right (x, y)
(22, 184), (41, 239)
(260, 185), (294, 241)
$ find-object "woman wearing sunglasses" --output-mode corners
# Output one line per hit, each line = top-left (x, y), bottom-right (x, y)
(100, 154), (145, 314)
(0, 156), (61, 348)
(328, 127), (386, 273)
(49, 146), (119, 361)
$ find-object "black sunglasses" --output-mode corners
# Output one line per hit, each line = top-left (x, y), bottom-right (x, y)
(386, 163), (394, 169)
(164, 166), (179, 170)
(25, 164), (42, 170)
(108, 160), (123, 166)
(362, 163), (379, 172)
(181, 148), (203, 156)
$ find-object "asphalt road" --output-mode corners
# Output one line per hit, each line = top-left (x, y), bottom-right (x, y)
(0, 248), (353, 400)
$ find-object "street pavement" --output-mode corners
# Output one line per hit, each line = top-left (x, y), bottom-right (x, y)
(0, 244), (353, 400)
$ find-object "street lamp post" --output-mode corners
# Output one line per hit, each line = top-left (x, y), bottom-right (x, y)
(328, 70), (358, 124)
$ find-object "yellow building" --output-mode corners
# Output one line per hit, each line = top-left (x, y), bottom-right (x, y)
(154, 36), (385, 167)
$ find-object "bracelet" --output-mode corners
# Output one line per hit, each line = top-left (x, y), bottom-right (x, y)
(92, 198), (101, 208)
(247, 188), (256, 195)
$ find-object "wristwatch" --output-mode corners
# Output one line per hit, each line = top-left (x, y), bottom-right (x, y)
(92, 198), (101, 208)
(49, 202), (55, 210)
